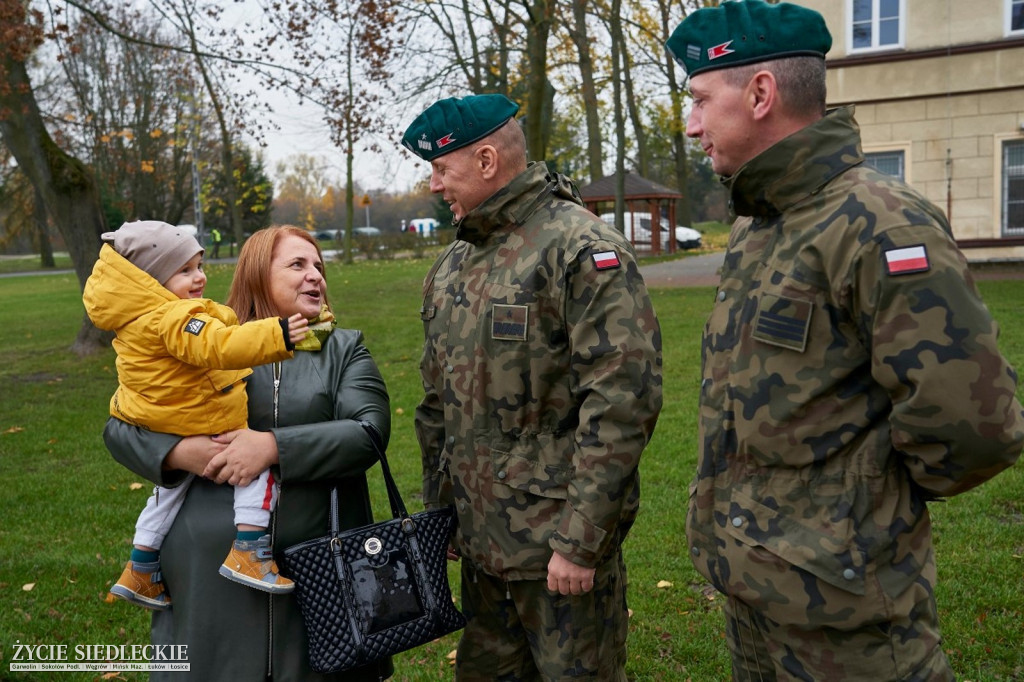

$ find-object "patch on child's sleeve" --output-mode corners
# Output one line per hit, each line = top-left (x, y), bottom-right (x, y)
(592, 250), (620, 270)
(184, 318), (207, 336)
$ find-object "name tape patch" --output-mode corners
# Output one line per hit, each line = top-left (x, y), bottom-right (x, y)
(884, 245), (930, 276)
(492, 304), (528, 342)
(751, 293), (812, 353)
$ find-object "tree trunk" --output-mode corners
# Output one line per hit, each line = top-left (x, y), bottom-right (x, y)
(569, 0), (603, 183)
(609, 0), (626, 232)
(622, 49), (648, 178)
(33, 185), (55, 268)
(663, 6), (693, 227)
(523, 0), (555, 162)
(0, 54), (112, 355)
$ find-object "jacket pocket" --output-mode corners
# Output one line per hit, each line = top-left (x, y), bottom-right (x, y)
(490, 432), (573, 499)
(724, 488), (866, 596)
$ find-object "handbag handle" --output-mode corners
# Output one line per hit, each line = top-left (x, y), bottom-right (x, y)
(329, 421), (409, 536)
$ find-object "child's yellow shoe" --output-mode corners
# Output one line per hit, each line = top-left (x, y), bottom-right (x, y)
(218, 535), (294, 594)
(109, 561), (171, 610)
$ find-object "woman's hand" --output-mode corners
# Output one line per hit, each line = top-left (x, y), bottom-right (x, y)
(163, 435), (226, 476)
(203, 429), (280, 486)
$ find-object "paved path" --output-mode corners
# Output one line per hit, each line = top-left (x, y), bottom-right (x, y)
(639, 251), (724, 288)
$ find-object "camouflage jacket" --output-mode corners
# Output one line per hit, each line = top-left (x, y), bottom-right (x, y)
(415, 162), (663, 580)
(690, 106), (1024, 629)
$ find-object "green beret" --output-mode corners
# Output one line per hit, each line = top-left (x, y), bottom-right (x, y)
(402, 94), (520, 162)
(666, 0), (831, 78)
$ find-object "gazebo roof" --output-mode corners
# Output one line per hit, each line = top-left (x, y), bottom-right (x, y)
(579, 172), (681, 202)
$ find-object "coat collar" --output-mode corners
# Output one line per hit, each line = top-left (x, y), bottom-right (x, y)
(724, 106), (864, 218)
(454, 162), (584, 245)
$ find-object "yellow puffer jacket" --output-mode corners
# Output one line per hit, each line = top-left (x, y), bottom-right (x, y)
(83, 244), (292, 436)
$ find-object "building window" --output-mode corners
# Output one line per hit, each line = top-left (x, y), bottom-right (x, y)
(849, 0), (904, 52)
(864, 150), (905, 181)
(1008, 0), (1024, 35)
(1004, 140), (1024, 236)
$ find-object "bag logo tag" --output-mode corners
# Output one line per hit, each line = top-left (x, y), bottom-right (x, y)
(364, 537), (383, 555)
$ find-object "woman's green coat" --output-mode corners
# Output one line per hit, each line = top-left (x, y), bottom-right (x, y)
(104, 328), (393, 681)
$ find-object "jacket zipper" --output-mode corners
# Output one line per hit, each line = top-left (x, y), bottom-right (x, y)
(267, 361), (281, 679)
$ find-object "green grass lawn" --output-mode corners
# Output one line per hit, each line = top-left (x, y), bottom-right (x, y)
(0, 259), (1021, 681)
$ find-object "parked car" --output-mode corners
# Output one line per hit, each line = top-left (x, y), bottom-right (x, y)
(314, 227), (382, 241)
(674, 224), (702, 250)
(598, 212), (702, 251)
(314, 229), (341, 242)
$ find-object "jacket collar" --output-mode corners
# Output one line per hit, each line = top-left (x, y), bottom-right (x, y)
(455, 162), (583, 245)
(724, 106), (864, 218)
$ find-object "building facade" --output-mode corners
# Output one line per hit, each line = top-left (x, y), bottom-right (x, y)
(800, 0), (1024, 261)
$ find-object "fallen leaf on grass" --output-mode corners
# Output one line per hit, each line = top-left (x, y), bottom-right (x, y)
(23, 583), (35, 591)
(129, 482), (144, 491)
(3, 426), (25, 434)
(446, 649), (457, 665)
(656, 580), (673, 589)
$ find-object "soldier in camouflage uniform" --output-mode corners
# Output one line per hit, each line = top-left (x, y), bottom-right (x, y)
(401, 94), (662, 681)
(666, 2), (1024, 680)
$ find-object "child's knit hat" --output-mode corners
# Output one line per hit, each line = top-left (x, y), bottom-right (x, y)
(102, 220), (203, 285)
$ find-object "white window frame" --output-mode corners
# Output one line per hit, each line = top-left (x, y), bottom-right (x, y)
(863, 150), (906, 181)
(846, 0), (906, 54)
(1007, 0), (1024, 36)
(863, 141), (913, 184)
(999, 137), (1024, 237)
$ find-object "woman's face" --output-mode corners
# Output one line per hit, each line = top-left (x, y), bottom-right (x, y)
(268, 234), (326, 319)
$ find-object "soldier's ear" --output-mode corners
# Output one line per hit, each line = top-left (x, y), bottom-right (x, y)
(747, 70), (777, 121)
(475, 144), (499, 180)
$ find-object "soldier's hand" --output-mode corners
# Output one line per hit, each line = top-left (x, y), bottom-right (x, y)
(546, 552), (596, 595)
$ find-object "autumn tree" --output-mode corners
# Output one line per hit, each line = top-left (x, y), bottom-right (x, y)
(52, 7), (196, 227)
(0, 0), (111, 354)
(262, 0), (401, 264)
(202, 145), (273, 241)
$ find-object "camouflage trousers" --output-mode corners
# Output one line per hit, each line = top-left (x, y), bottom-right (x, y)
(724, 594), (955, 681)
(455, 554), (629, 682)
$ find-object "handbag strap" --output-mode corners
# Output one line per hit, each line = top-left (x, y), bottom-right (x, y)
(359, 420), (408, 520)
(328, 421), (409, 536)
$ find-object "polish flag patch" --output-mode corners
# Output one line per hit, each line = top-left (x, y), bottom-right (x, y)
(884, 245), (930, 276)
(593, 251), (621, 270)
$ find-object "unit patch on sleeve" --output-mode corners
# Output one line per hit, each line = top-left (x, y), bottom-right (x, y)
(184, 318), (207, 336)
(491, 304), (528, 342)
(592, 251), (621, 270)
(884, 244), (930, 276)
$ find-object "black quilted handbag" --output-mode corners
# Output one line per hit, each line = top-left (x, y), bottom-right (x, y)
(281, 421), (465, 674)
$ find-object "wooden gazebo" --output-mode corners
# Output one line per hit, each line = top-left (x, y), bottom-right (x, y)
(579, 172), (682, 255)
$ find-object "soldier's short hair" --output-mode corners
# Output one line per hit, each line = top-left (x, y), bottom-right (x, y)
(721, 56), (827, 118)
